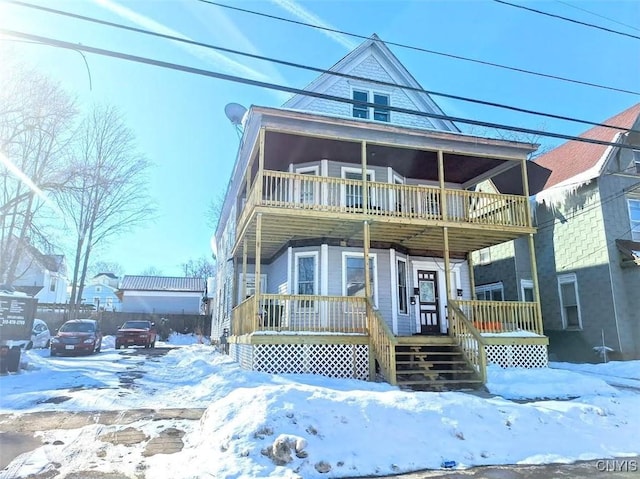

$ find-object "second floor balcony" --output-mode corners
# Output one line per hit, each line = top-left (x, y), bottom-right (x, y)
(238, 169), (533, 234)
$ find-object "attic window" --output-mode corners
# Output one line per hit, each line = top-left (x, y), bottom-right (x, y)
(351, 90), (390, 122)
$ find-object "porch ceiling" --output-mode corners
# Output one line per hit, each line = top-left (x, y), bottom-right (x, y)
(235, 209), (533, 260)
(263, 131), (551, 195)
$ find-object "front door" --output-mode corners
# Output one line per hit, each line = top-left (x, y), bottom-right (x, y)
(417, 270), (440, 334)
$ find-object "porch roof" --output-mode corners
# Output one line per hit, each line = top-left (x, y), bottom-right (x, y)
(251, 106), (551, 195)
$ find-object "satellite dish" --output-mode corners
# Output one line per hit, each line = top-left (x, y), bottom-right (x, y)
(224, 103), (247, 126)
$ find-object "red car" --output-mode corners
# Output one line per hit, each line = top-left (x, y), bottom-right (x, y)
(115, 320), (157, 349)
(50, 319), (102, 356)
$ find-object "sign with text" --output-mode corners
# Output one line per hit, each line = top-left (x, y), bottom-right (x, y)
(0, 294), (37, 341)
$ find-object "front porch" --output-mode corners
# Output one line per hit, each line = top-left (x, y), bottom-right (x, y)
(228, 294), (548, 389)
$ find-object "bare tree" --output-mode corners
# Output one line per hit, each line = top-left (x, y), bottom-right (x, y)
(56, 104), (154, 317)
(140, 266), (163, 276)
(0, 58), (77, 284)
(206, 192), (225, 229)
(88, 260), (124, 279)
(181, 256), (216, 278)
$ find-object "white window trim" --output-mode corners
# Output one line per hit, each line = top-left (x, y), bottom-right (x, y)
(294, 165), (320, 206)
(294, 251), (319, 311)
(520, 279), (534, 302)
(628, 198), (640, 241)
(396, 256), (409, 315)
(341, 166), (376, 209)
(557, 273), (582, 330)
(350, 87), (391, 122)
(342, 251), (378, 309)
(478, 248), (491, 265)
(475, 282), (503, 301)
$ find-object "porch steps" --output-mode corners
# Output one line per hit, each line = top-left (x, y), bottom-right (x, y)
(393, 339), (483, 391)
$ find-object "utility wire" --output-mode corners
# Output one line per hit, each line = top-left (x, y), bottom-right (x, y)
(493, 0), (640, 41)
(10, 1), (639, 135)
(555, 0), (640, 33)
(3, 28), (639, 152)
(196, 0), (639, 96)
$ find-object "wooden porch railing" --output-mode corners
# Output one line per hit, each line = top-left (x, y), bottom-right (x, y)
(452, 299), (543, 335)
(231, 294), (368, 334)
(448, 300), (487, 383)
(367, 300), (397, 385)
(241, 170), (530, 228)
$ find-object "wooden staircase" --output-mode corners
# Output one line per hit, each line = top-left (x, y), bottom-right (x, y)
(394, 337), (484, 391)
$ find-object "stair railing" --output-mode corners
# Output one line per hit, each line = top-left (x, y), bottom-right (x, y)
(367, 300), (398, 385)
(448, 299), (488, 383)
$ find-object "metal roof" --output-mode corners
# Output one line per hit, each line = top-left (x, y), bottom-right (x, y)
(119, 276), (205, 292)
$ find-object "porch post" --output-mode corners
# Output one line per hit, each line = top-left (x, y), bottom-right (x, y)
(363, 220), (371, 300)
(242, 238), (248, 300)
(521, 158), (543, 334)
(256, 127), (265, 202)
(254, 213), (263, 331)
(361, 140), (368, 214)
(438, 150), (447, 221)
(443, 226), (452, 335)
(467, 252), (476, 300)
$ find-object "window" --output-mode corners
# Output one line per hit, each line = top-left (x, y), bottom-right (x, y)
(295, 166), (319, 204)
(342, 167), (375, 209)
(475, 282), (503, 301)
(478, 248), (491, 265)
(295, 253), (317, 295)
(93, 297), (100, 308)
(629, 199), (640, 241)
(397, 258), (408, 314)
(352, 90), (368, 119)
(343, 253), (377, 306)
(351, 90), (390, 122)
(373, 94), (390, 122)
(106, 297), (113, 309)
(558, 274), (581, 329)
(49, 277), (56, 292)
(95, 286), (102, 293)
(633, 150), (640, 174)
(520, 279), (534, 302)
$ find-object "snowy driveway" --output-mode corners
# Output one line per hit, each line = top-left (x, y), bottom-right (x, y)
(0, 338), (639, 479)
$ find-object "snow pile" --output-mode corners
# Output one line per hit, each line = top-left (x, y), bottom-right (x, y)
(2, 347), (640, 478)
(163, 332), (211, 346)
(101, 334), (116, 349)
(486, 365), (619, 400)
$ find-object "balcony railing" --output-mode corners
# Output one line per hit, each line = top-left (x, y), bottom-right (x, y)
(231, 294), (368, 335)
(240, 170), (530, 228)
(452, 299), (543, 335)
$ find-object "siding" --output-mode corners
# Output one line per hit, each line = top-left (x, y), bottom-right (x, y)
(473, 241), (518, 300)
(122, 294), (202, 314)
(302, 54), (435, 130)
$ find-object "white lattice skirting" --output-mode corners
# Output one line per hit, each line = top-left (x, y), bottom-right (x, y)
(486, 344), (548, 368)
(231, 343), (369, 380)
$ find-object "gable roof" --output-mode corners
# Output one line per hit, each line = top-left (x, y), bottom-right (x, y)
(534, 103), (640, 190)
(119, 275), (204, 292)
(282, 33), (458, 132)
(93, 272), (118, 279)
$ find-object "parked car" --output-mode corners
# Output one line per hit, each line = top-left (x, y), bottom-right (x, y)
(115, 320), (157, 349)
(5, 318), (52, 350)
(50, 319), (102, 356)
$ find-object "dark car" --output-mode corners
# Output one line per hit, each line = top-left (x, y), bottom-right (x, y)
(50, 319), (102, 356)
(115, 320), (157, 349)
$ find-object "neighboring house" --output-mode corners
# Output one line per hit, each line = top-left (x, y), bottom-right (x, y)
(118, 276), (205, 314)
(81, 273), (122, 312)
(474, 104), (640, 362)
(211, 34), (552, 389)
(9, 239), (68, 303)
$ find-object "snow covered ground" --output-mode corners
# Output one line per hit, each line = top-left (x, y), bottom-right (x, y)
(1, 336), (639, 478)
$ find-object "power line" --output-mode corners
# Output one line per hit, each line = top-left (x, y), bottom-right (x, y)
(197, 0), (639, 96)
(10, 0), (639, 136)
(555, 0), (640, 33)
(2, 28), (639, 152)
(493, 0), (640, 41)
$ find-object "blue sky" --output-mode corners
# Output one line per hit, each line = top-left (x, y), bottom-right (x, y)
(1, 0), (639, 276)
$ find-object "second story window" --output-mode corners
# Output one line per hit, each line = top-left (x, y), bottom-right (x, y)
(352, 90), (390, 122)
(634, 150), (640, 174)
(629, 198), (640, 241)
